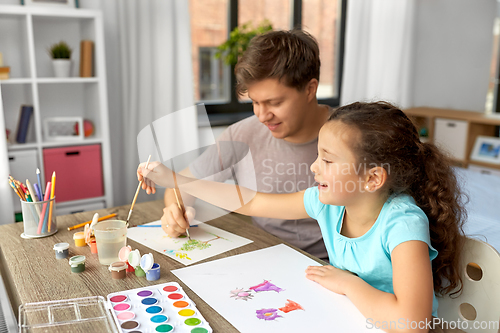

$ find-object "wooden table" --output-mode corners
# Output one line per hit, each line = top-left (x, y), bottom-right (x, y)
(0, 200), (324, 332)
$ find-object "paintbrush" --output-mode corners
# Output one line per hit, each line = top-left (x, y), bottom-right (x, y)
(126, 155), (152, 227)
(170, 161), (190, 240)
(173, 187), (191, 240)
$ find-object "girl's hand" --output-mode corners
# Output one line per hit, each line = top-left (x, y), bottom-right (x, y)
(305, 265), (358, 295)
(161, 204), (196, 237)
(137, 161), (175, 194)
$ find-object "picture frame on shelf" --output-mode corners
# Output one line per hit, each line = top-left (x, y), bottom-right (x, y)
(470, 135), (500, 165)
(22, 0), (77, 8)
(43, 117), (83, 141)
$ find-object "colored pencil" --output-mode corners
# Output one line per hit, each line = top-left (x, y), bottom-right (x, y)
(24, 189), (40, 223)
(48, 172), (56, 232)
(36, 168), (43, 199)
(126, 155), (151, 226)
(26, 180), (36, 201)
(136, 224), (198, 228)
(8, 177), (22, 200)
(26, 179), (42, 215)
(12, 179), (26, 201)
(37, 182), (51, 235)
(41, 200), (50, 234)
(34, 183), (42, 202)
(19, 182), (28, 195)
(67, 213), (117, 231)
(8, 180), (23, 201)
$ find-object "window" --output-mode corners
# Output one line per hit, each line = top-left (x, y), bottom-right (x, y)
(302, 0), (342, 100)
(487, 16), (500, 114)
(199, 47), (230, 102)
(189, 0), (347, 120)
(189, 0), (230, 103)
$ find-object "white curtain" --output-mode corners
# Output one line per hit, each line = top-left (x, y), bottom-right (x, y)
(100, 0), (196, 205)
(0, 85), (14, 224)
(341, 0), (416, 108)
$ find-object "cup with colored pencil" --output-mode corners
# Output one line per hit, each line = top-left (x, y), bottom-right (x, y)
(20, 195), (58, 238)
(10, 172), (58, 238)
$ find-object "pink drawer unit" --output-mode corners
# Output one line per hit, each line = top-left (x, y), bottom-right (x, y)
(43, 144), (104, 202)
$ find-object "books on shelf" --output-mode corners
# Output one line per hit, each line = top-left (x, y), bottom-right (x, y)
(0, 51), (10, 79)
(0, 66), (10, 80)
(79, 40), (94, 77)
(15, 105), (33, 144)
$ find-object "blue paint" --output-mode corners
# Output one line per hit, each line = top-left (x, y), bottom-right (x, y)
(151, 315), (168, 323)
(141, 297), (158, 305)
(146, 306), (162, 314)
(146, 263), (160, 281)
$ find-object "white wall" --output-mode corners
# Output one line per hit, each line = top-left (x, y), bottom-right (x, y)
(2, 0), (497, 204)
(412, 0), (497, 111)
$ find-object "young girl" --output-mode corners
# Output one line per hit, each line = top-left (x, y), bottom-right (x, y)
(138, 101), (465, 331)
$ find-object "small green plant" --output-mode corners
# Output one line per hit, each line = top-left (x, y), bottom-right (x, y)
(48, 41), (72, 59)
(215, 20), (273, 66)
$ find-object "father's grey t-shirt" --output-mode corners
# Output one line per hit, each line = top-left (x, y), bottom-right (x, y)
(189, 114), (328, 259)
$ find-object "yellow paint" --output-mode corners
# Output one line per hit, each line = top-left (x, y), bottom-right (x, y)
(264, 313), (273, 317)
(178, 309), (195, 317)
(73, 232), (86, 247)
(175, 252), (192, 260)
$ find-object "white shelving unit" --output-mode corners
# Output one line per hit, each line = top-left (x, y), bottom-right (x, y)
(0, 4), (113, 215)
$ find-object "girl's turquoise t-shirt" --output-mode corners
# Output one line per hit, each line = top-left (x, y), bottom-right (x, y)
(303, 187), (439, 317)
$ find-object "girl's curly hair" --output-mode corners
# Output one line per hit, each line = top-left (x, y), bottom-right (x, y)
(329, 101), (466, 296)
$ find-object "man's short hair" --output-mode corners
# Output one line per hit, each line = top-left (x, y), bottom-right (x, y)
(235, 29), (320, 96)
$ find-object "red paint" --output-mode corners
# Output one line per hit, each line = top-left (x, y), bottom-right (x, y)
(163, 286), (178, 292)
(126, 262), (135, 273)
(167, 293), (183, 300)
(278, 299), (304, 313)
(110, 295), (127, 303)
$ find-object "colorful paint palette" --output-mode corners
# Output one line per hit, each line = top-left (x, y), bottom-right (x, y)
(107, 282), (212, 333)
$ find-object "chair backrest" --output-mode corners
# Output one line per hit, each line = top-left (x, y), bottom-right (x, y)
(437, 237), (500, 333)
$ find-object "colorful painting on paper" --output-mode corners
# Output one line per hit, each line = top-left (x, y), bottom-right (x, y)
(172, 244), (381, 333)
(127, 220), (253, 265)
(229, 280), (303, 321)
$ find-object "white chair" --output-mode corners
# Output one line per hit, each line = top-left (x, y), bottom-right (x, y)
(437, 237), (500, 333)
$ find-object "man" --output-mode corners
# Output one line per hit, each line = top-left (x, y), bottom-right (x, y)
(162, 29), (331, 260)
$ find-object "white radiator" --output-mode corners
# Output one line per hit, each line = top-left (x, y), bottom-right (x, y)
(0, 272), (16, 333)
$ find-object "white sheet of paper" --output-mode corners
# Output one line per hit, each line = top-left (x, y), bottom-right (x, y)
(127, 220), (253, 265)
(172, 244), (380, 332)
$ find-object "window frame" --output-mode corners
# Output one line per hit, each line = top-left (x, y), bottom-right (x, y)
(202, 0), (348, 123)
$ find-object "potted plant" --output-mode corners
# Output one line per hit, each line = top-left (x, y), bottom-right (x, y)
(49, 41), (72, 78)
(215, 20), (273, 66)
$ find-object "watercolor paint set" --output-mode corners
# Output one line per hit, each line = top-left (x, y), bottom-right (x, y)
(18, 282), (212, 333)
(107, 282), (213, 333)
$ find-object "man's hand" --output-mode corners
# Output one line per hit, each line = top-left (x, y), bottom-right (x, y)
(137, 161), (174, 194)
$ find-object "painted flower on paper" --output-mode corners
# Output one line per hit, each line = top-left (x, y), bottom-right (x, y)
(279, 299), (304, 313)
(249, 280), (284, 293)
(256, 308), (281, 321)
(230, 288), (254, 301)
